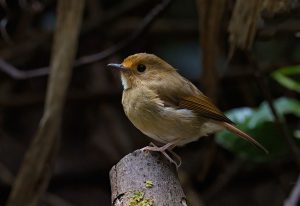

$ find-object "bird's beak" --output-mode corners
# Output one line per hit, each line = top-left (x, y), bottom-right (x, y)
(107, 63), (127, 72)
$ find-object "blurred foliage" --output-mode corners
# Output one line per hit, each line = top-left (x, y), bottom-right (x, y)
(216, 97), (300, 162)
(272, 65), (300, 92)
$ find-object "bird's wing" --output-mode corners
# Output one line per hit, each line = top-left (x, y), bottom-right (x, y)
(178, 95), (233, 124)
(155, 76), (268, 153)
(154, 75), (233, 123)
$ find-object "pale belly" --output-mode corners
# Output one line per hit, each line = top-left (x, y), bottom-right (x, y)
(126, 105), (223, 146)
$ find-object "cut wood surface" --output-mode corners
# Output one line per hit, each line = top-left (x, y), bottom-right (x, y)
(110, 149), (187, 206)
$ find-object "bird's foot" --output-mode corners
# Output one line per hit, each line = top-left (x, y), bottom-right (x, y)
(168, 150), (182, 168)
(141, 142), (181, 168)
(141, 142), (174, 152)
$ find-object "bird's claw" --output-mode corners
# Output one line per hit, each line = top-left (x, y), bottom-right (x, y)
(140, 142), (182, 169)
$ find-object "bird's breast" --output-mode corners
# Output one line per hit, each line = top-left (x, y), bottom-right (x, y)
(122, 87), (223, 145)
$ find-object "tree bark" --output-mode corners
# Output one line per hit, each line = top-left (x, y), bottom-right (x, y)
(6, 1), (85, 206)
(110, 150), (187, 206)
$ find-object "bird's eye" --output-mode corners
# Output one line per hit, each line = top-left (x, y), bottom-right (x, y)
(137, 64), (146, 73)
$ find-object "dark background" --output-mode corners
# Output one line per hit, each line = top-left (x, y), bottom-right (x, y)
(0, 0), (300, 205)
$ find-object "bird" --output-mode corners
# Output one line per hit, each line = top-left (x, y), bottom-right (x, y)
(108, 53), (268, 165)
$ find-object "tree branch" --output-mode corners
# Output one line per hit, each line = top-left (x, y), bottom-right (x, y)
(246, 53), (300, 169)
(284, 174), (300, 206)
(0, 0), (173, 80)
(6, 0), (85, 206)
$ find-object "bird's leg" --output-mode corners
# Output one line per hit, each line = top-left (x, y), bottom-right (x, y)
(161, 150), (180, 168)
(168, 150), (182, 168)
(141, 142), (175, 152)
(141, 142), (181, 168)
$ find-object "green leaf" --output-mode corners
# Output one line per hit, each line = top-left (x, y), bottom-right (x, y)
(274, 97), (300, 118)
(295, 130), (300, 140)
(225, 97), (300, 128)
(215, 97), (300, 162)
(216, 122), (287, 162)
(272, 66), (300, 92)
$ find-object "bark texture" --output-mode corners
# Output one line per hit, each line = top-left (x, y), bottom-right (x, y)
(110, 150), (187, 206)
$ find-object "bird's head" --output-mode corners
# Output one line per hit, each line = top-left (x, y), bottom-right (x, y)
(108, 53), (175, 90)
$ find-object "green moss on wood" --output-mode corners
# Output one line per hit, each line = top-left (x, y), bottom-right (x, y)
(145, 180), (153, 188)
(128, 191), (154, 206)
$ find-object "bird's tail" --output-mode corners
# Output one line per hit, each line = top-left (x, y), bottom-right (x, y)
(221, 122), (269, 154)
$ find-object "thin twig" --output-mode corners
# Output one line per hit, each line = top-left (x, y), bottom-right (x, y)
(0, 0), (173, 80)
(284, 174), (300, 206)
(0, 58), (25, 79)
(0, 18), (13, 44)
(0, 0), (146, 60)
(75, 0), (172, 66)
(204, 160), (242, 199)
(83, 0), (148, 33)
(247, 53), (300, 169)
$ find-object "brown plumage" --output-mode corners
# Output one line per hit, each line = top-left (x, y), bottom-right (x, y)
(108, 53), (268, 154)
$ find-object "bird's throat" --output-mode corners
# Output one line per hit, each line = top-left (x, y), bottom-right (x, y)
(121, 73), (131, 90)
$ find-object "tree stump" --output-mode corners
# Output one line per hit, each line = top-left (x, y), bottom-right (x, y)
(110, 149), (187, 206)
